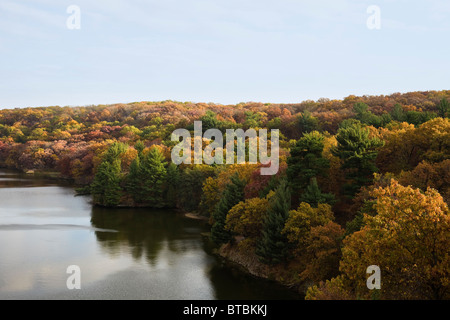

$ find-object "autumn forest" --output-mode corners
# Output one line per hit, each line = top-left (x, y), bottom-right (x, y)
(0, 90), (449, 300)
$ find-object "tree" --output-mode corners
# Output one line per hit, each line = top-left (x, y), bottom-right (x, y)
(138, 147), (167, 207)
(390, 103), (406, 122)
(125, 155), (141, 203)
(398, 159), (450, 204)
(210, 173), (246, 245)
(298, 111), (319, 133)
(91, 159), (122, 207)
(353, 103), (384, 127)
(437, 98), (449, 118)
(282, 202), (334, 253)
(256, 179), (292, 265)
(164, 162), (179, 208)
(91, 142), (127, 206)
(305, 276), (353, 300)
(340, 180), (450, 300)
(300, 221), (344, 283)
(134, 140), (145, 156)
(332, 122), (384, 196)
(199, 176), (221, 217)
(299, 177), (335, 207)
(178, 165), (216, 212)
(224, 192), (274, 248)
(287, 131), (329, 197)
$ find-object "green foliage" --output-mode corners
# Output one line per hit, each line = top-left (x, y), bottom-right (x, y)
(211, 173), (246, 245)
(103, 142), (128, 164)
(125, 155), (141, 203)
(91, 142), (128, 206)
(164, 162), (179, 208)
(243, 111), (262, 129)
(200, 110), (221, 131)
(438, 98), (449, 118)
(353, 103), (388, 127)
(91, 159), (123, 207)
(138, 147), (167, 207)
(287, 131), (329, 196)
(177, 165), (216, 212)
(406, 110), (437, 126)
(390, 104), (406, 122)
(299, 177), (335, 207)
(298, 111), (320, 133)
(332, 122), (384, 196)
(256, 179), (292, 265)
(134, 140), (145, 156)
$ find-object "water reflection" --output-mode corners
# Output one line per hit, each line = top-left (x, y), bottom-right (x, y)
(90, 207), (207, 266)
(90, 207), (302, 300)
(0, 169), (302, 300)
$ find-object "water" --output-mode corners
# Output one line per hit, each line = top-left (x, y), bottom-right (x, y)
(0, 170), (301, 300)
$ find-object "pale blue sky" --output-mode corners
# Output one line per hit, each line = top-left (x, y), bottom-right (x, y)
(0, 0), (449, 108)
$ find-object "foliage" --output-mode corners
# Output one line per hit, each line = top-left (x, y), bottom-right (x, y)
(210, 173), (246, 245)
(0, 91), (449, 300)
(299, 177), (335, 207)
(287, 131), (330, 203)
(256, 179), (292, 265)
(332, 122), (384, 196)
(340, 180), (450, 299)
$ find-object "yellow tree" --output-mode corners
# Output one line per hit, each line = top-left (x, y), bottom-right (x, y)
(224, 192), (274, 248)
(282, 203), (343, 283)
(340, 180), (450, 300)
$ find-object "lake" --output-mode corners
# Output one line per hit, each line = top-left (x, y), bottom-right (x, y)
(0, 169), (301, 300)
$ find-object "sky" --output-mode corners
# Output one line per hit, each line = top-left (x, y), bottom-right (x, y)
(0, 0), (449, 108)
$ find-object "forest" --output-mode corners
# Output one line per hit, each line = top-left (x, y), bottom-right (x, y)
(0, 90), (449, 300)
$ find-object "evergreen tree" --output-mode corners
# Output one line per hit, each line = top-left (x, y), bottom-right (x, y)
(287, 131), (329, 195)
(332, 122), (384, 196)
(298, 110), (319, 133)
(353, 103), (384, 127)
(91, 142), (127, 207)
(91, 159), (122, 207)
(210, 173), (245, 245)
(390, 103), (406, 122)
(103, 142), (128, 163)
(256, 179), (292, 265)
(125, 155), (141, 204)
(139, 147), (167, 207)
(134, 140), (145, 157)
(177, 165), (216, 212)
(164, 162), (179, 208)
(299, 177), (335, 207)
(437, 98), (449, 118)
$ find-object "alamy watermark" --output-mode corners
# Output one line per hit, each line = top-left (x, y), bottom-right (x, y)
(66, 265), (81, 289)
(66, 5), (81, 30)
(171, 121), (280, 175)
(366, 265), (381, 290)
(367, 5), (381, 30)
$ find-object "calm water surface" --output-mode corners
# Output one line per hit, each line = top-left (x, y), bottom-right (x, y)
(0, 170), (302, 300)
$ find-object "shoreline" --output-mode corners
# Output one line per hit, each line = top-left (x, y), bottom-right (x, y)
(215, 243), (307, 299)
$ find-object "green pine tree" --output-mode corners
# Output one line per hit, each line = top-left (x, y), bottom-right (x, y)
(134, 140), (145, 157)
(125, 155), (141, 204)
(91, 142), (127, 207)
(164, 162), (179, 208)
(91, 159), (122, 207)
(210, 173), (245, 245)
(287, 131), (329, 196)
(438, 98), (449, 118)
(331, 122), (384, 196)
(299, 177), (335, 207)
(390, 103), (406, 122)
(139, 147), (167, 207)
(256, 179), (292, 265)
